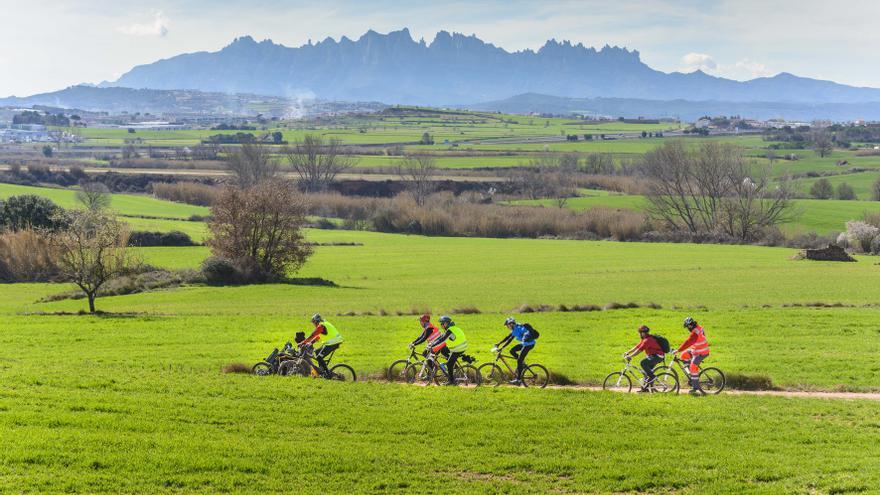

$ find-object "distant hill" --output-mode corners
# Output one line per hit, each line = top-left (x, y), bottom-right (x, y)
(467, 93), (880, 121)
(105, 28), (880, 107)
(0, 85), (384, 117)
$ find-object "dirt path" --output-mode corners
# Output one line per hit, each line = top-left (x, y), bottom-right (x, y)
(546, 385), (880, 401)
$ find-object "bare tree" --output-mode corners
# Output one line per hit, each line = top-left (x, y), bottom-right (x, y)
(644, 141), (794, 240)
(207, 180), (313, 281)
(225, 142), (278, 188)
(51, 210), (139, 313)
(812, 130), (833, 158)
(397, 155), (437, 205)
(75, 181), (111, 211)
(282, 135), (357, 192)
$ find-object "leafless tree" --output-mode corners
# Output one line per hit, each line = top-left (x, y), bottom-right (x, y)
(207, 180), (312, 281)
(75, 181), (111, 211)
(51, 209), (139, 313)
(225, 142), (278, 188)
(644, 140), (795, 241)
(282, 135), (357, 192)
(397, 155), (437, 205)
(812, 130), (833, 158)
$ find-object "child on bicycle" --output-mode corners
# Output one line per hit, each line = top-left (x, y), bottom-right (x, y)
(623, 325), (665, 392)
(673, 316), (710, 394)
(299, 313), (344, 377)
(493, 317), (537, 386)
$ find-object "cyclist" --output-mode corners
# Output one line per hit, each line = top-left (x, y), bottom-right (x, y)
(430, 315), (468, 386)
(623, 325), (665, 392)
(410, 314), (447, 373)
(673, 316), (710, 394)
(299, 314), (344, 377)
(492, 317), (536, 386)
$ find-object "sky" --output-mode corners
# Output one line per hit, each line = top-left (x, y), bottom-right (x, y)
(2, 0), (879, 97)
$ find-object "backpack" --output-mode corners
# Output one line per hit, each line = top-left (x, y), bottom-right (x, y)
(652, 334), (671, 353)
(522, 323), (540, 340)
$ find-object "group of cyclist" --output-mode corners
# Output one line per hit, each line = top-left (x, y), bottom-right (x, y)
(296, 312), (710, 391)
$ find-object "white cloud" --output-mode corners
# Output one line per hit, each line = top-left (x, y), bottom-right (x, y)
(680, 52), (717, 72)
(117, 11), (169, 37)
(680, 53), (774, 81)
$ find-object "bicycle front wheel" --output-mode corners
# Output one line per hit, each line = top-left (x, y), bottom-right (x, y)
(457, 365), (481, 387)
(650, 372), (679, 394)
(602, 372), (632, 392)
(329, 364), (356, 382)
(387, 359), (411, 382)
(252, 362), (273, 376)
(522, 364), (550, 389)
(698, 367), (725, 394)
(478, 363), (506, 387)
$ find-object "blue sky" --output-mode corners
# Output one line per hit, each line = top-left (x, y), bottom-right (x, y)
(2, 0), (879, 96)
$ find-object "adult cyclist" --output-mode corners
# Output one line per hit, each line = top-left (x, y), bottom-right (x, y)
(493, 317), (536, 386)
(623, 325), (665, 392)
(671, 316), (710, 395)
(299, 314), (344, 377)
(430, 315), (468, 386)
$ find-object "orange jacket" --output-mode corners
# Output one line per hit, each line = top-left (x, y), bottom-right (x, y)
(677, 325), (710, 356)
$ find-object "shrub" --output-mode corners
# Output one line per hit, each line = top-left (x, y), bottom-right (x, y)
(836, 182), (856, 200)
(843, 221), (879, 253)
(0, 229), (58, 282)
(810, 178), (834, 199)
(200, 256), (242, 285)
(128, 231), (196, 247)
(0, 195), (64, 231)
(152, 182), (220, 207)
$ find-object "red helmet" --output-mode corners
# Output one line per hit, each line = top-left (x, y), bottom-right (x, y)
(419, 314), (431, 324)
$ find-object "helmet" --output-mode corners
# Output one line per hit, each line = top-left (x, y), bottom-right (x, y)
(311, 313), (323, 324)
(683, 317), (696, 329)
(419, 314), (431, 324)
(504, 317), (517, 326)
(638, 325), (650, 333)
(438, 315), (453, 326)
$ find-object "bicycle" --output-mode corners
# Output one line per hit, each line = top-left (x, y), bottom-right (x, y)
(602, 357), (678, 394)
(404, 349), (481, 387)
(478, 347), (550, 388)
(252, 342), (297, 375)
(387, 348), (427, 382)
(655, 351), (725, 395)
(278, 345), (357, 382)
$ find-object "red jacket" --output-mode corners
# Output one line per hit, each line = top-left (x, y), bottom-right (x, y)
(677, 325), (710, 355)
(301, 324), (327, 346)
(635, 336), (665, 356)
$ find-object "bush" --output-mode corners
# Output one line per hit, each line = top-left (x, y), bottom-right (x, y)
(152, 182), (220, 206)
(128, 231), (196, 247)
(0, 229), (58, 282)
(810, 178), (834, 199)
(200, 256), (242, 285)
(836, 182), (856, 200)
(0, 195), (65, 231)
(843, 220), (879, 253)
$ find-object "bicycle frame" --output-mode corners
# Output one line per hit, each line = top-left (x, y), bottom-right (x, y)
(294, 345), (338, 376)
(618, 359), (653, 387)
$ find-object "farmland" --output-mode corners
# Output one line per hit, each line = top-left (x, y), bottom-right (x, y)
(4, 108), (880, 494)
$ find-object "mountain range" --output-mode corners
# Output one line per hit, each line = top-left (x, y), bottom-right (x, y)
(106, 28), (880, 108)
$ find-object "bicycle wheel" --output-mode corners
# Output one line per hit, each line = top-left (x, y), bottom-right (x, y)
(252, 362), (273, 376)
(329, 364), (356, 382)
(478, 363), (507, 387)
(698, 367), (725, 394)
(653, 365), (679, 381)
(387, 359), (411, 382)
(602, 372), (632, 392)
(522, 364), (550, 389)
(460, 365), (481, 387)
(650, 372), (679, 394)
(278, 359), (308, 377)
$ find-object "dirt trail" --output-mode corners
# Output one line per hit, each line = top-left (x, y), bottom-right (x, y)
(547, 385), (880, 401)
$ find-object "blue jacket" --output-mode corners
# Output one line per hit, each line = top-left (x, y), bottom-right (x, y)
(511, 324), (536, 347)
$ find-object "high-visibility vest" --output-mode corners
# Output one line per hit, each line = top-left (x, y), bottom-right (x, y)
(445, 325), (468, 352)
(689, 325), (710, 356)
(316, 321), (343, 347)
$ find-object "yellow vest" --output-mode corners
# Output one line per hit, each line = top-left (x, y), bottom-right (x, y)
(316, 321), (343, 347)
(446, 325), (468, 352)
